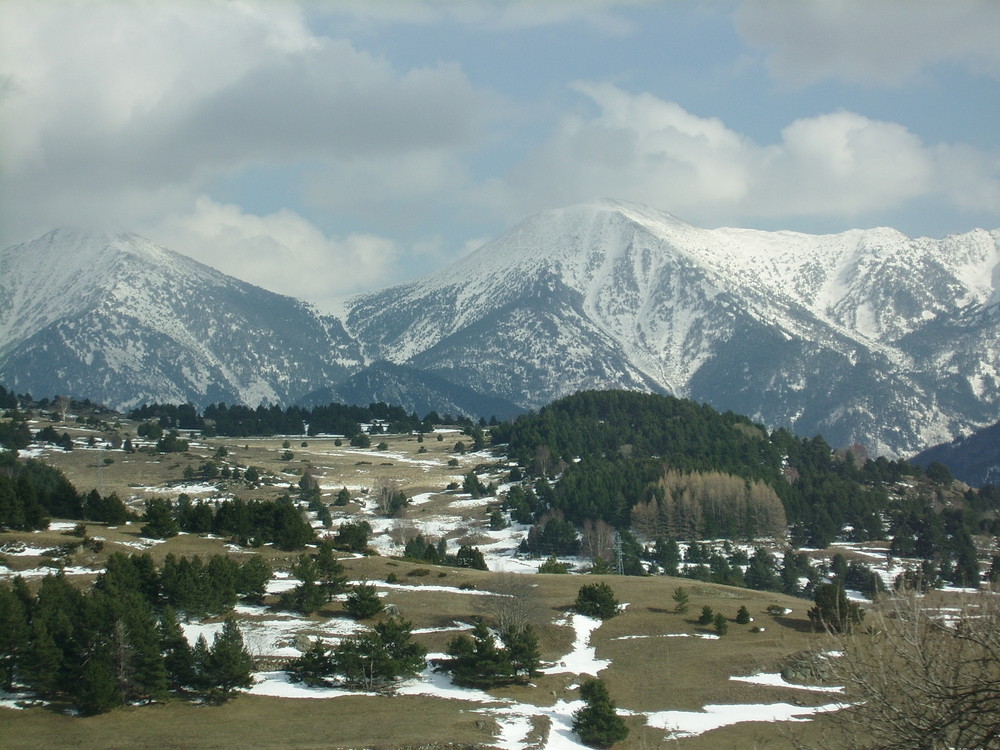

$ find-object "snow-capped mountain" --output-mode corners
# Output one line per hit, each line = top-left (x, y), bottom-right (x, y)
(343, 200), (1000, 456)
(3, 203), (998, 457)
(0, 228), (363, 410)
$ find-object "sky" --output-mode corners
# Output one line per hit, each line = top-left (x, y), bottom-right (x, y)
(1, 0), (998, 313)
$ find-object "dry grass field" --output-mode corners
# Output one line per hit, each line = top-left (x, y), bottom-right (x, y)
(0, 414), (845, 749)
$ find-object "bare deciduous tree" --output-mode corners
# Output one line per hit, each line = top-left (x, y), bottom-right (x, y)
(804, 587), (1000, 750)
(476, 573), (543, 634)
(581, 518), (616, 563)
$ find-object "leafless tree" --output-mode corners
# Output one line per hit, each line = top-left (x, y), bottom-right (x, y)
(373, 477), (403, 516)
(476, 573), (543, 634)
(581, 518), (616, 563)
(802, 586), (1000, 750)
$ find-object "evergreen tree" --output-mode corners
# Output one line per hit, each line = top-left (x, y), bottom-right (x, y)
(314, 542), (347, 601)
(713, 612), (729, 636)
(501, 625), (540, 682)
(0, 582), (30, 690)
(671, 586), (689, 614)
(575, 582), (619, 619)
(332, 618), (426, 690)
(455, 545), (488, 570)
(283, 555), (328, 615)
(77, 651), (120, 714)
(445, 619), (512, 688)
(287, 638), (335, 687)
(697, 605), (714, 626)
(160, 606), (196, 690)
(572, 678), (630, 748)
(735, 605), (751, 625)
(344, 582), (384, 619)
(201, 616), (253, 700)
(140, 498), (178, 539)
(237, 555), (272, 604)
(808, 583), (864, 633)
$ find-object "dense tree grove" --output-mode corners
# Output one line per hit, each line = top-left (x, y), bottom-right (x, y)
(175, 495), (315, 550)
(490, 390), (999, 591)
(0, 552), (261, 713)
(0, 450), (82, 530)
(491, 390), (913, 548)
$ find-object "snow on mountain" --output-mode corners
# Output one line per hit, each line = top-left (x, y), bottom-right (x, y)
(343, 200), (1000, 456)
(0, 228), (363, 410)
(3, 205), (998, 457)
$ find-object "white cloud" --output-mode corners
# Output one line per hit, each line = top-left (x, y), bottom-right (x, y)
(735, 0), (1000, 87)
(0, 0), (496, 246)
(149, 197), (403, 312)
(503, 82), (998, 228)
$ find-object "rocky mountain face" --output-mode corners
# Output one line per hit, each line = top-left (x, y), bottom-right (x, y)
(0, 228), (363, 411)
(343, 201), (1000, 456)
(2, 203), (998, 457)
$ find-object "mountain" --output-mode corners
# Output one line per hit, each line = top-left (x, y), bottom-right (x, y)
(911, 420), (1000, 487)
(4, 203), (999, 457)
(0, 228), (363, 411)
(296, 360), (525, 420)
(343, 200), (1000, 456)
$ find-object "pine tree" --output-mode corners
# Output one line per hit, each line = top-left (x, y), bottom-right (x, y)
(77, 650), (121, 714)
(287, 638), (335, 687)
(283, 554), (327, 615)
(344, 582), (384, 619)
(501, 625), (541, 682)
(202, 616), (253, 701)
(140, 498), (179, 539)
(671, 586), (689, 614)
(314, 542), (347, 600)
(713, 612), (729, 636)
(159, 606), (196, 690)
(575, 583), (619, 619)
(735, 605), (751, 625)
(697, 605), (714, 626)
(0, 582), (30, 690)
(572, 678), (630, 748)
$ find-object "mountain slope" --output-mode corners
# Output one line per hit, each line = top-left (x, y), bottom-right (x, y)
(344, 200), (1000, 456)
(296, 360), (525, 420)
(911, 419), (1000, 487)
(0, 229), (363, 410)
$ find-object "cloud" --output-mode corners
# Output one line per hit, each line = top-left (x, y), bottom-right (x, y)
(735, 0), (1000, 87)
(0, 0), (496, 245)
(149, 197), (403, 312)
(503, 82), (999, 228)
(310, 0), (650, 34)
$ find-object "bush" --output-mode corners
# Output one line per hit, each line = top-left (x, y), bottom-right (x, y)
(538, 555), (569, 574)
(575, 582), (619, 619)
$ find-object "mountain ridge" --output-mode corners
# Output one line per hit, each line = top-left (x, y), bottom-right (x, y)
(2, 202), (998, 456)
